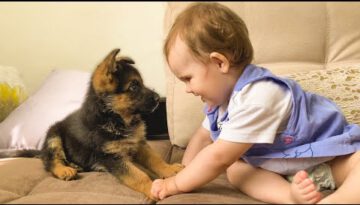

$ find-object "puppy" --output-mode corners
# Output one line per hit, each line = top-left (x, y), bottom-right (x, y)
(1, 49), (183, 200)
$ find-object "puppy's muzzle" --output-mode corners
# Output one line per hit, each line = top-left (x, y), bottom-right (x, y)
(139, 89), (160, 114)
(147, 92), (160, 113)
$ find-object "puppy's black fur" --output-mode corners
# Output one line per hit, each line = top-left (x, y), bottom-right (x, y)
(0, 49), (183, 201)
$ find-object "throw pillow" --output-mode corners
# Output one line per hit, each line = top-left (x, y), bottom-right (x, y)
(0, 69), (90, 150)
(285, 66), (360, 125)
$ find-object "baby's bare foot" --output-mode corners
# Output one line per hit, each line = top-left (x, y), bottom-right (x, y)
(290, 170), (322, 204)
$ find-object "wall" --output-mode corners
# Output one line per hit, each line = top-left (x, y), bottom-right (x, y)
(0, 2), (167, 96)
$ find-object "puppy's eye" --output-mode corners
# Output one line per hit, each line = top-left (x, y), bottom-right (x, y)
(128, 80), (140, 92)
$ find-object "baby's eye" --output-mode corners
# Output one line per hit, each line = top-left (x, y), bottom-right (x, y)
(180, 77), (191, 82)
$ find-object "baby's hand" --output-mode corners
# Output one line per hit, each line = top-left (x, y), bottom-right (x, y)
(151, 179), (167, 200)
(151, 177), (181, 200)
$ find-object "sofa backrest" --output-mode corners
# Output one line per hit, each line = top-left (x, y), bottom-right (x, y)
(164, 2), (360, 147)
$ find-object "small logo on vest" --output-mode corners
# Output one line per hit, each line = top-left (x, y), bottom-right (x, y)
(217, 121), (223, 131)
(283, 136), (294, 145)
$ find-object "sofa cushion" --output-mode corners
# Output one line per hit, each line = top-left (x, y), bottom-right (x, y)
(0, 139), (264, 204)
(0, 158), (146, 204)
(0, 158), (262, 204)
(0, 140), (173, 204)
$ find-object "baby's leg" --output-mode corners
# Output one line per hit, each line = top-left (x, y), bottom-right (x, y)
(227, 160), (309, 204)
(290, 170), (322, 203)
(318, 151), (360, 203)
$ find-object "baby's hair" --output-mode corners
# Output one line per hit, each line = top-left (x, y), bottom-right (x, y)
(164, 2), (253, 67)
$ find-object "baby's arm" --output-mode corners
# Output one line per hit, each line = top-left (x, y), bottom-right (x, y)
(151, 139), (253, 199)
(182, 126), (212, 166)
(175, 139), (253, 191)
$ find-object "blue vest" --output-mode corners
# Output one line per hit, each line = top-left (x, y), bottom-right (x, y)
(206, 64), (360, 167)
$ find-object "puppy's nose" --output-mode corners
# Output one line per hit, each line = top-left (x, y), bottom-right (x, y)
(153, 94), (160, 103)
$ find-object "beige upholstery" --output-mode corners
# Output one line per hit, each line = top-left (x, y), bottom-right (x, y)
(0, 140), (174, 204)
(164, 2), (360, 147)
(0, 140), (263, 204)
(1, 2), (359, 204)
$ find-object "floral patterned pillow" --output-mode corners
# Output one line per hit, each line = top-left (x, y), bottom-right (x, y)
(0, 66), (27, 122)
(285, 66), (360, 125)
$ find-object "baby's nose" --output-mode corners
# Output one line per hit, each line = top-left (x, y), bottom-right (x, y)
(185, 86), (192, 94)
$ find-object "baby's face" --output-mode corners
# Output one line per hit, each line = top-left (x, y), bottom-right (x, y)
(167, 36), (231, 107)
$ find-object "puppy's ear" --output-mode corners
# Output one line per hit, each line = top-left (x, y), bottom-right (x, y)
(104, 48), (121, 74)
(92, 48), (121, 94)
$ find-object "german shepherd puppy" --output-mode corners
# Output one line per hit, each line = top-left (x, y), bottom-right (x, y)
(1, 49), (183, 200)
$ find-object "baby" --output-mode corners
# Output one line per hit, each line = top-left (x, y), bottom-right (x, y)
(151, 2), (360, 204)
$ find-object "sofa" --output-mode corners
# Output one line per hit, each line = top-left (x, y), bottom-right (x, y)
(1, 2), (360, 204)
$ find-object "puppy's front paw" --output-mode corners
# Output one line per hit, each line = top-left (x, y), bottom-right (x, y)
(53, 165), (77, 181)
(169, 163), (185, 173)
(159, 163), (184, 178)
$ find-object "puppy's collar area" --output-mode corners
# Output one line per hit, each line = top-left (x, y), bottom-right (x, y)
(100, 122), (133, 138)
(99, 117), (142, 139)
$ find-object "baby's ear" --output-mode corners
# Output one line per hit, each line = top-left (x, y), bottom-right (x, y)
(209, 52), (230, 73)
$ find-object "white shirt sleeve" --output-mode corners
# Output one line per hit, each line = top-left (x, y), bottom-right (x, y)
(202, 116), (210, 131)
(217, 80), (292, 143)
